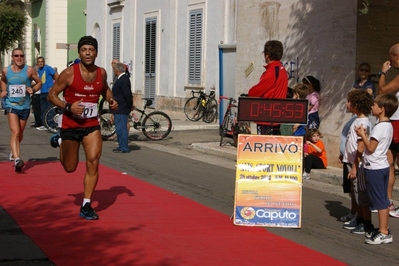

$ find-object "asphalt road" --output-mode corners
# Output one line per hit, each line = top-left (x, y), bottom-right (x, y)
(1, 116), (399, 265)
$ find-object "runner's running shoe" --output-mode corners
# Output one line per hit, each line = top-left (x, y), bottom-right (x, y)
(15, 159), (24, 173)
(8, 152), (14, 161)
(80, 203), (99, 220)
(50, 134), (60, 148)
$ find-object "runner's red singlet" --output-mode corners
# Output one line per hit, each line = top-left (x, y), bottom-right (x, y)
(60, 64), (103, 129)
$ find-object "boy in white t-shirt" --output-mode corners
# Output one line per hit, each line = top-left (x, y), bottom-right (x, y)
(342, 90), (374, 234)
(355, 93), (399, 244)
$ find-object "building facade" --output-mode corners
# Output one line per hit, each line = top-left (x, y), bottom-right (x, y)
(86, 0), (235, 111)
(5, 0), (398, 167)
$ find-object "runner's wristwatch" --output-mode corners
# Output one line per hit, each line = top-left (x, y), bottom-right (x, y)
(378, 71), (386, 77)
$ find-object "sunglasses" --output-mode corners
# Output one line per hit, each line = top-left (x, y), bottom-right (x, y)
(13, 54), (25, 58)
(359, 68), (369, 72)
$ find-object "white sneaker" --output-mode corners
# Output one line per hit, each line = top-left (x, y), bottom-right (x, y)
(389, 207), (399, 218)
(8, 152), (14, 161)
(36, 126), (47, 131)
(302, 172), (310, 180)
(365, 231), (393, 245)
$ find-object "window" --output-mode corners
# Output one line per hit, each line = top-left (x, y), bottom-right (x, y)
(112, 23), (121, 81)
(188, 9), (203, 85)
(145, 17), (157, 99)
(113, 23), (121, 60)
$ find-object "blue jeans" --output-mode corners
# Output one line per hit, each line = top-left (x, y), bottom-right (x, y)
(114, 114), (129, 152)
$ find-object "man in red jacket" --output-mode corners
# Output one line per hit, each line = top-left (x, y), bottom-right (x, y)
(248, 40), (288, 135)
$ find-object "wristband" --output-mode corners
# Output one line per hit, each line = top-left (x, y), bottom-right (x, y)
(378, 71), (386, 78)
(65, 103), (72, 113)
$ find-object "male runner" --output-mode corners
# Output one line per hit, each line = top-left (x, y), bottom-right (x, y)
(47, 36), (118, 220)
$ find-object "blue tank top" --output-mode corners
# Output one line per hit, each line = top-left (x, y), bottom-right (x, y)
(5, 65), (31, 110)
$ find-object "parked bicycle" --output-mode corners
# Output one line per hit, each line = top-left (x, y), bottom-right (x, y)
(100, 98), (172, 141)
(219, 95), (250, 147)
(184, 89), (218, 123)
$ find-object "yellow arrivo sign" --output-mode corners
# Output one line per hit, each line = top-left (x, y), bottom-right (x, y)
(234, 134), (303, 228)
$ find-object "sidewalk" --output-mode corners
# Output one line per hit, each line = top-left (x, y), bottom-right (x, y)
(166, 110), (399, 201)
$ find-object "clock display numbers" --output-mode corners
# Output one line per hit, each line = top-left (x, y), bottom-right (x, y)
(237, 97), (308, 124)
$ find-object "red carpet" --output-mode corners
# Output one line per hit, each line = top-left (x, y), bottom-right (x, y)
(0, 161), (345, 265)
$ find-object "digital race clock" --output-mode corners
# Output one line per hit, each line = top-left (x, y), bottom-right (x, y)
(237, 97), (308, 124)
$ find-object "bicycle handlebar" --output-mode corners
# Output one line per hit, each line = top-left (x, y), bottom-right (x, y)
(191, 90), (206, 96)
(219, 95), (237, 104)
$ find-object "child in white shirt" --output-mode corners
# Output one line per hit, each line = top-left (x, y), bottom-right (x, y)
(354, 93), (399, 244)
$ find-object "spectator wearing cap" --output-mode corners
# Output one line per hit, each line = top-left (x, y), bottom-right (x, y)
(303, 76), (321, 129)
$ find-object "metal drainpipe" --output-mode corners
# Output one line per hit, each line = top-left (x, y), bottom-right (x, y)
(218, 47), (224, 125)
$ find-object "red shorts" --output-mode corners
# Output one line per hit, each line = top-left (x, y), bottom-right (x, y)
(391, 120), (399, 144)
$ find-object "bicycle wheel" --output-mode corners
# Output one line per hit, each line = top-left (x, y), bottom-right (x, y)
(184, 97), (203, 121)
(44, 105), (62, 133)
(142, 111), (172, 140)
(219, 112), (231, 146)
(99, 109), (116, 139)
(203, 98), (218, 123)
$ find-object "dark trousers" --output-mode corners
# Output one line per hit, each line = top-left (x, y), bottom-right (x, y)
(114, 114), (129, 152)
(304, 154), (325, 173)
(40, 93), (51, 125)
(31, 93), (41, 126)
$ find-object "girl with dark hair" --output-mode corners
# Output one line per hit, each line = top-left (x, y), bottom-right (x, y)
(303, 75), (321, 129)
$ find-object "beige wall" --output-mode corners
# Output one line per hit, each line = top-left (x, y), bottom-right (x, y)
(356, 1), (399, 80)
(236, 0), (356, 167)
(236, 0), (399, 167)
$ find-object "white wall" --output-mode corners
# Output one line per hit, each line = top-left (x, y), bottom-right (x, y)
(86, 0), (231, 107)
(43, 0), (68, 72)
